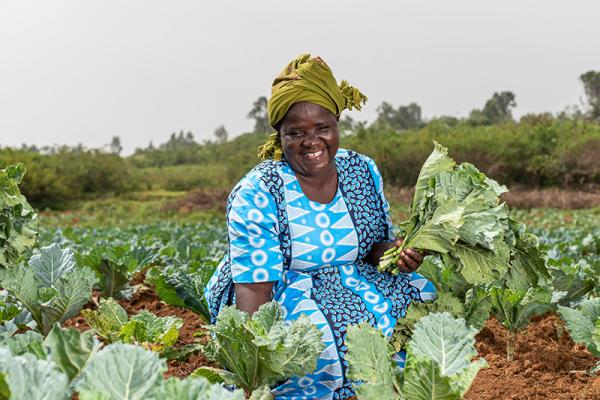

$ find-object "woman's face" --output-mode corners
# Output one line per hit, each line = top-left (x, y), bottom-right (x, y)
(279, 102), (339, 177)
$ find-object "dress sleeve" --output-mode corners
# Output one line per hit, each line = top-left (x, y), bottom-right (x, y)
(226, 174), (284, 284)
(364, 155), (395, 242)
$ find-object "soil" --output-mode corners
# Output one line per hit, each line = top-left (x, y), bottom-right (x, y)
(465, 314), (600, 400)
(386, 186), (600, 209)
(68, 290), (600, 399)
(65, 286), (214, 378)
(161, 188), (229, 213)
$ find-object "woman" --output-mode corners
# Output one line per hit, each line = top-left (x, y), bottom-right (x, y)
(206, 54), (435, 399)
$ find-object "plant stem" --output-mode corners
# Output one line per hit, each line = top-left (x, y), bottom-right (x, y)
(506, 331), (516, 362)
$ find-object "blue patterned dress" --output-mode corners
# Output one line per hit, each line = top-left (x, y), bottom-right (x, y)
(205, 149), (435, 400)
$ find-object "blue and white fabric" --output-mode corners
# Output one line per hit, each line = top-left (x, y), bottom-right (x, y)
(205, 149), (436, 400)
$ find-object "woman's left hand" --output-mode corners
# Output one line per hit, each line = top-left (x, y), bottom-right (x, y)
(393, 238), (426, 273)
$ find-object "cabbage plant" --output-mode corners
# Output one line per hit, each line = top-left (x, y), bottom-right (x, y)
(0, 244), (96, 335)
(82, 298), (183, 354)
(193, 302), (324, 399)
(346, 312), (487, 400)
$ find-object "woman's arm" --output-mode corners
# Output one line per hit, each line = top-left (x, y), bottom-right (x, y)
(234, 282), (275, 315)
(366, 238), (426, 273)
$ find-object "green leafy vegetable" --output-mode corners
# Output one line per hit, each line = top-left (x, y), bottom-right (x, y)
(0, 244), (96, 335)
(0, 347), (70, 400)
(490, 287), (553, 361)
(79, 245), (155, 299)
(346, 321), (400, 398)
(392, 291), (464, 350)
(379, 141), (549, 289)
(194, 302), (323, 398)
(82, 298), (183, 354)
(81, 297), (128, 342)
(0, 163), (38, 269)
(45, 325), (101, 381)
(76, 343), (166, 400)
(347, 313), (486, 400)
(147, 376), (244, 400)
(557, 297), (600, 358)
(155, 265), (212, 322)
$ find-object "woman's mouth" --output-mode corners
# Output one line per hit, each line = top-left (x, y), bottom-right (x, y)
(303, 150), (324, 160)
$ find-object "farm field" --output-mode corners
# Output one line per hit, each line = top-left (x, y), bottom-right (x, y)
(2, 175), (600, 398)
(41, 203), (600, 398)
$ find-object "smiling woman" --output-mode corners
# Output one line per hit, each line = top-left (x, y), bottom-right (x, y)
(205, 54), (436, 399)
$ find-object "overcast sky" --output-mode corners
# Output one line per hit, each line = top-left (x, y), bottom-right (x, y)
(1, 0), (599, 154)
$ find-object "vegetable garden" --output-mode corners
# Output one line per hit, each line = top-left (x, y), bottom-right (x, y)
(1, 144), (599, 399)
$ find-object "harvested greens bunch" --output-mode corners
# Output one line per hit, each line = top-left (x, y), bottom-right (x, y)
(378, 141), (548, 288)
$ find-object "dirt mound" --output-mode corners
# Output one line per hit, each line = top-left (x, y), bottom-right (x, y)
(161, 188), (228, 213)
(500, 187), (600, 209)
(66, 287), (213, 378)
(386, 185), (600, 209)
(67, 290), (600, 398)
(465, 314), (600, 400)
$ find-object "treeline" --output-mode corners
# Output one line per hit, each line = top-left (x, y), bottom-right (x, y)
(2, 115), (599, 209)
(1, 70), (599, 209)
(0, 147), (134, 208)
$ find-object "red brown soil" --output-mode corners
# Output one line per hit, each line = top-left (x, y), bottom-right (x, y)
(161, 188), (229, 213)
(385, 186), (600, 209)
(465, 314), (600, 400)
(65, 286), (214, 378)
(68, 291), (600, 399)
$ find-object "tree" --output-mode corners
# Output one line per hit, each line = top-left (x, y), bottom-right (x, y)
(247, 96), (271, 133)
(337, 115), (356, 135)
(213, 125), (229, 143)
(469, 91), (516, 125)
(580, 71), (600, 120)
(108, 136), (122, 155)
(373, 101), (424, 131)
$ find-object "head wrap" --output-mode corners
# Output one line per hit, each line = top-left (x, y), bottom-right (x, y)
(257, 54), (367, 161)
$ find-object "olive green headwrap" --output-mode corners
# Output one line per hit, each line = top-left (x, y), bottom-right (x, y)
(257, 54), (367, 161)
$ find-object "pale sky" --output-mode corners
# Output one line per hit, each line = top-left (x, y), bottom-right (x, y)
(1, 0), (599, 155)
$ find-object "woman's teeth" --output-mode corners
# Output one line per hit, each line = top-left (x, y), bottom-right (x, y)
(304, 150), (324, 159)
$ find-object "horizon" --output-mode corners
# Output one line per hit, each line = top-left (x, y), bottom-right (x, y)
(1, 0), (599, 155)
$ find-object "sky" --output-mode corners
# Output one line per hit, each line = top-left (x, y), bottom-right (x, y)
(1, 0), (599, 155)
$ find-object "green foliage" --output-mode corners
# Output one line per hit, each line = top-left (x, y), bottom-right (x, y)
(490, 287), (554, 361)
(580, 70), (600, 120)
(78, 245), (155, 299)
(148, 376), (244, 400)
(247, 96), (271, 134)
(469, 91), (517, 125)
(0, 148), (136, 209)
(557, 298), (600, 358)
(0, 163), (37, 268)
(346, 322), (400, 398)
(374, 101), (424, 131)
(0, 244), (96, 335)
(155, 265), (213, 322)
(194, 302), (324, 398)
(392, 291), (465, 350)
(76, 343), (166, 400)
(0, 347), (70, 400)
(379, 142), (549, 290)
(343, 117), (600, 188)
(346, 313), (486, 400)
(82, 298), (183, 354)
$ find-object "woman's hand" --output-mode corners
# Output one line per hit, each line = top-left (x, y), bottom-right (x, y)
(392, 238), (426, 273)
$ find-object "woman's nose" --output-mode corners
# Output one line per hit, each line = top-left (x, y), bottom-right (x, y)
(303, 130), (321, 145)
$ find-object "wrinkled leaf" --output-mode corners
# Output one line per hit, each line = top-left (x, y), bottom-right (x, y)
(77, 343), (166, 400)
